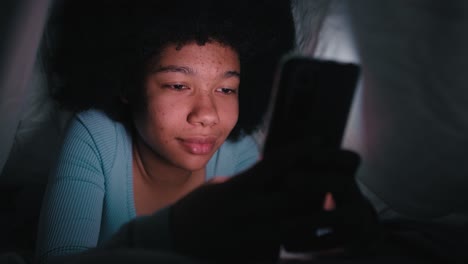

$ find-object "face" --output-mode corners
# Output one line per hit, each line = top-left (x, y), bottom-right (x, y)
(134, 41), (240, 172)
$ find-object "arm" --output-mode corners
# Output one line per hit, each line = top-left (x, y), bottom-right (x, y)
(35, 117), (106, 263)
(41, 143), (380, 264)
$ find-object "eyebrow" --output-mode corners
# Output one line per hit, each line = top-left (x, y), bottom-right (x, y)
(225, 70), (241, 79)
(152, 65), (240, 79)
(153, 65), (194, 74)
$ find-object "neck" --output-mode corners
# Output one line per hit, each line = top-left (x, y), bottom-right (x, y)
(132, 137), (205, 193)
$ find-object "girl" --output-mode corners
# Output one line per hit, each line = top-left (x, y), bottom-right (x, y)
(35, 0), (295, 262)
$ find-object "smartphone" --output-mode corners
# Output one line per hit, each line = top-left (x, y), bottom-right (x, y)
(261, 54), (360, 158)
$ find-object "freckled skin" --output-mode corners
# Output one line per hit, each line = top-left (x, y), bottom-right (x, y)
(133, 42), (241, 173)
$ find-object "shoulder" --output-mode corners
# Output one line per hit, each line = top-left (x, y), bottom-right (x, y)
(75, 109), (118, 133)
(72, 109), (128, 143)
(222, 134), (259, 155)
(207, 134), (260, 177)
(64, 109), (130, 171)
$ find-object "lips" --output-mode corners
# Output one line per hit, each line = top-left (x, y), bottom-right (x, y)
(178, 137), (217, 155)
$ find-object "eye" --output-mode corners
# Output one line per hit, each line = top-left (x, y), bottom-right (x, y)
(164, 84), (188, 91)
(216, 87), (237, 95)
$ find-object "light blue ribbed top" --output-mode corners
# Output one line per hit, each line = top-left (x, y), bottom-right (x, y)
(35, 109), (260, 261)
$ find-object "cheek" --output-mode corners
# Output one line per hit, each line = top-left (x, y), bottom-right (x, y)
(135, 105), (176, 153)
(220, 101), (239, 130)
(145, 103), (176, 132)
(145, 97), (194, 136)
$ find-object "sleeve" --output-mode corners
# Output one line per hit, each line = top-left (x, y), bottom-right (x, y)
(99, 206), (173, 251)
(35, 117), (107, 263)
(44, 207), (176, 264)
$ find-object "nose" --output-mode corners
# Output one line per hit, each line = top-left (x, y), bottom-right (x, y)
(187, 92), (220, 127)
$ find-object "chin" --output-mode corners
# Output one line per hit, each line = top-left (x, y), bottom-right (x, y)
(178, 157), (211, 172)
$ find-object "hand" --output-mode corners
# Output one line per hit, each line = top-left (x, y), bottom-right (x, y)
(170, 143), (381, 262)
(279, 149), (382, 255)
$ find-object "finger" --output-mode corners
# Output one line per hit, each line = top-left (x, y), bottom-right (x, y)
(206, 176), (230, 184)
(323, 192), (336, 211)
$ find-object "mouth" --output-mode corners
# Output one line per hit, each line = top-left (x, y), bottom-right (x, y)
(178, 136), (217, 155)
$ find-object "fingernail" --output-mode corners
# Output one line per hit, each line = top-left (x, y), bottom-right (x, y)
(323, 192), (335, 211)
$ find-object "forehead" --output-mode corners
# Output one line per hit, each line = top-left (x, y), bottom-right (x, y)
(154, 41), (240, 71)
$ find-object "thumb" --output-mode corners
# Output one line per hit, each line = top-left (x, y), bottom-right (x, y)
(206, 176), (230, 184)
